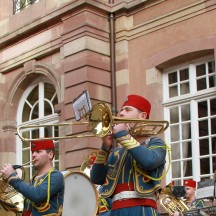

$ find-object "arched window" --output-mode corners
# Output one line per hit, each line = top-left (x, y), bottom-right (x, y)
(17, 81), (59, 182)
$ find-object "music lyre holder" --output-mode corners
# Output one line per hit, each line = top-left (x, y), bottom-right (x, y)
(72, 90), (92, 121)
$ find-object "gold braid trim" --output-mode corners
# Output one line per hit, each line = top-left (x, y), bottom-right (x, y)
(7, 173), (19, 183)
(133, 142), (171, 181)
(116, 136), (140, 150)
(44, 205), (63, 216)
(99, 197), (109, 213)
(95, 150), (108, 164)
(32, 168), (54, 212)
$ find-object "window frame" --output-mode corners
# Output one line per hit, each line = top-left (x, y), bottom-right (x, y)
(16, 80), (59, 181)
(163, 55), (216, 185)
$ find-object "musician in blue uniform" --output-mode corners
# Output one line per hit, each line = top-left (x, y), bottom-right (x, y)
(0, 140), (64, 216)
(172, 179), (204, 216)
(90, 94), (168, 216)
(184, 180), (204, 209)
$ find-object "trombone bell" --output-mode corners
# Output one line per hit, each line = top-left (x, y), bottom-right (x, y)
(88, 103), (112, 137)
(16, 102), (169, 142)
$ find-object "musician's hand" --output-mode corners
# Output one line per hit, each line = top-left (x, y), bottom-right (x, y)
(171, 211), (181, 216)
(112, 123), (130, 134)
(102, 134), (113, 151)
(0, 163), (15, 179)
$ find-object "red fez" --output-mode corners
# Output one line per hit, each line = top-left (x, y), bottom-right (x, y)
(184, 179), (196, 188)
(31, 140), (54, 152)
(122, 95), (151, 118)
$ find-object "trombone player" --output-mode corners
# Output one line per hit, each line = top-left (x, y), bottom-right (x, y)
(90, 94), (168, 216)
(0, 140), (64, 216)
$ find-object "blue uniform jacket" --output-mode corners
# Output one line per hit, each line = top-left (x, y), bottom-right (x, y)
(91, 137), (167, 198)
(8, 168), (64, 215)
(98, 185), (112, 215)
(189, 199), (205, 209)
(180, 199), (205, 216)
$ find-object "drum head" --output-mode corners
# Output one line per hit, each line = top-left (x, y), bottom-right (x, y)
(62, 171), (99, 216)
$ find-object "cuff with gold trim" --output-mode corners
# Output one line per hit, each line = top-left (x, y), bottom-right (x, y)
(114, 130), (140, 150)
(7, 172), (19, 183)
(95, 150), (109, 164)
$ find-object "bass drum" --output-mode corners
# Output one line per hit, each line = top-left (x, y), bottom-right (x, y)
(62, 171), (99, 216)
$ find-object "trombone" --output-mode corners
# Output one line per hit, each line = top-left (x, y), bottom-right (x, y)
(16, 102), (169, 142)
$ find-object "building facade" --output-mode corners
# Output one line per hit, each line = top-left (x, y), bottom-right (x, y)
(0, 0), (216, 214)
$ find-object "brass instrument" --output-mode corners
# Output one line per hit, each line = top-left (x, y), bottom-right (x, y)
(160, 184), (189, 215)
(16, 102), (169, 142)
(0, 161), (34, 213)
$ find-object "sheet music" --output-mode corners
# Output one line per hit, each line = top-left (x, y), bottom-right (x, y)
(72, 90), (92, 121)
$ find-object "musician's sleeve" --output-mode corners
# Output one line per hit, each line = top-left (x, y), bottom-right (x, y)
(8, 171), (64, 204)
(90, 148), (110, 185)
(114, 130), (166, 170)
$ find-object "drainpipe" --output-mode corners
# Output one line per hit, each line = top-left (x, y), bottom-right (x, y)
(109, 0), (117, 148)
(109, 0), (117, 116)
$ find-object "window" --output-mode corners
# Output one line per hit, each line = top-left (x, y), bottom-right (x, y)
(164, 57), (216, 185)
(17, 82), (59, 182)
(13, 0), (38, 14)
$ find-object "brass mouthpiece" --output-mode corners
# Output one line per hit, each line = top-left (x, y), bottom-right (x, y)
(12, 160), (36, 170)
